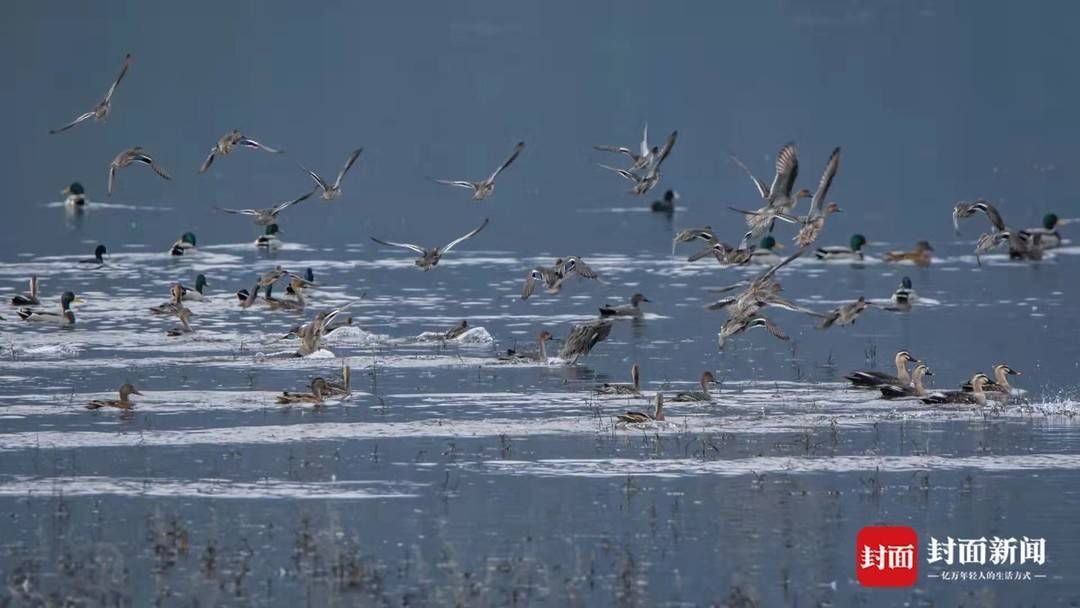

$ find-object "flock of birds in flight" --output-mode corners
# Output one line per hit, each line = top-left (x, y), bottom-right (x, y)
(9, 53), (1069, 420)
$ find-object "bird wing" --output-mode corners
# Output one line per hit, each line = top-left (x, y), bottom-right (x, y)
(769, 142), (799, 200)
(488, 141), (524, 182)
(639, 122), (650, 157)
(272, 190), (315, 214)
(198, 149), (218, 173)
(598, 164), (639, 182)
(102, 53), (132, 104)
(433, 179), (476, 190)
(521, 270), (540, 300)
(107, 164), (117, 195)
(759, 318), (790, 340)
(370, 236), (426, 255)
(334, 148), (363, 188)
(49, 111), (96, 134)
(218, 207), (260, 216)
(808, 147), (840, 217)
(441, 218), (489, 253)
(564, 256), (597, 279)
(138, 154), (172, 180)
(238, 136), (282, 154)
(729, 154), (770, 199)
(593, 145), (634, 156)
(973, 200), (1006, 231)
(650, 130), (678, 171)
(299, 162), (330, 191)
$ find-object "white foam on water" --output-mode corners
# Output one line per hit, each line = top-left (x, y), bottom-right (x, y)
(0, 475), (421, 499)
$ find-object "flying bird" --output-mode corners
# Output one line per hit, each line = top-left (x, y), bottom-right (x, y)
(217, 190), (314, 226)
(370, 218), (489, 270)
(199, 130), (282, 173)
(49, 54), (131, 134)
(301, 148), (363, 200)
(434, 141), (525, 200)
(107, 147), (171, 196)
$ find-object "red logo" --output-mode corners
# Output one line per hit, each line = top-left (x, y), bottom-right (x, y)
(857, 526), (918, 587)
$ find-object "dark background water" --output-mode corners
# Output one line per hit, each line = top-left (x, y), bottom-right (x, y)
(3, 1), (1080, 606)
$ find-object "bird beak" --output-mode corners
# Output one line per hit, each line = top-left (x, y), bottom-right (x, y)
(132, 389), (144, 396)
(642, 298), (652, 303)
(61, 186), (71, 195)
(73, 296), (85, 304)
(1010, 369), (1022, 376)
(774, 242), (785, 250)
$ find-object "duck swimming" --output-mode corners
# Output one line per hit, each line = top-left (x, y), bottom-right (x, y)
(17, 291), (80, 325)
(886, 277), (916, 311)
(884, 241), (934, 267)
(277, 378), (330, 406)
(815, 234), (868, 261)
(86, 383), (143, 410)
(62, 183), (87, 207)
(617, 393), (665, 424)
(599, 293), (650, 318)
(961, 364), (1021, 394)
(255, 224), (282, 250)
(435, 141), (524, 200)
(107, 147), (172, 196)
(370, 218), (489, 271)
(302, 148), (363, 201)
(10, 276), (40, 306)
(521, 256), (598, 299)
(498, 330), (553, 362)
(846, 351), (920, 389)
(79, 244), (107, 266)
(180, 274), (209, 301)
(170, 232), (197, 256)
(879, 364), (934, 399)
(559, 319), (613, 364)
(199, 129), (282, 173)
(149, 283), (185, 315)
(1019, 213), (1065, 249)
(599, 130), (677, 196)
(922, 373), (991, 407)
(650, 189), (677, 213)
(218, 190), (313, 226)
(50, 53), (131, 134)
(672, 371), (717, 402)
(597, 364), (641, 395)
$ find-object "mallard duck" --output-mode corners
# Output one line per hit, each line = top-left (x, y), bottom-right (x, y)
(650, 189), (677, 213)
(594, 124), (656, 171)
(672, 226), (718, 256)
(884, 241), (934, 267)
(793, 147), (842, 247)
(707, 248), (814, 319)
(255, 224), (282, 250)
(237, 284), (260, 309)
(86, 383), (142, 410)
(1019, 213), (1065, 249)
(718, 316), (789, 349)
(166, 307), (193, 337)
(443, 320), (469, 340)
(150, 283), (185, 315)
(170, 232), (197, 256)
(887, 277), (916, 310)
(728, 142), (812, 237)
(922, 373), (990, 407)
(435, 141), (525, 200)
(617, 393), (665, 424)
(277, 378), (330, 406)
(10, 276), (40, 306)
(597, 363), (641, 395)
(497, 330), (553, 362)
(199, 129), (282, 173)
(953, 199), (1005, 234)
(286, 268), (314, 295)
(815, 234), (868, 261)
(559, 319), (613, 364)
(750, 235), (784, 265)
(302, 148), (363, 201)
(180, 274), (209, 301)
(218, 190), (313, 226)
(707, 232), (757, 266)
(265, 277), (307, 312)
(17, 291), (80, 325)
(294, 303), (357, 357)
(370, 218), (488, 271)
(521, 256), (598, 299)
(817, 296), (870, 329)
(599, 293), (650, 318)
(49, 54), (131, 134)
(599, 130), (677, 196)
(324, 364), (351, 397)
(961, 364), (1021, 394)
(79, 244), (107, 266)
(107, 147), (172, 196)
(672, 371), (717, 402)
(62, 183), (87, 207)
(846, 351), (920, 389)
(256, 265), (289, 288)
(879, 364), (934, 399)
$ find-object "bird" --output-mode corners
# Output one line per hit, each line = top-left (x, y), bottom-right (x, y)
(884, 277), (917, 311)
(922, 373), (991, 407)
(792, 147), (842, 247)
(62, 183), (87, 207)
(594, 123), (656, 171)
(10, 276), (40, 306)
(521, 256), (598, 299)
(256, 265), (291, 288)
(107, 147), (172, 196)
(323, 364), (352, 397)
(599, 293), (650, 318)
(1018, 213), (1066, 249)
(264, 277), (309, 312)
(559, 319), (613, 364)
(706, 247), (813, 320)
(180, 274), (209, 301)
(750, 235), (785, 265)
(672, 371), (718, 402)
(596, 363), (641, 395)
(497, 330), (554, 363)
(953, 199), (1005, 234)
(199, 129), (282, 173)
(277, 378), (331, 406)
(294, 303), (358, 357)
(443, 320), (470, 340)
(672, 225), (719, 258)
(815, 234), (868, 261)
(370, 218), (489, 270)
(884, 241), (934, 267)
(846, 351), (921, 389)
(237, 284), (260, 309)
(718, 316), (790, 349)
(599, 130), (677, 196)
(149, 284), (185, 315)
(286, 268), (315, 296)
(217, 190), (314, 226)
(617, 393), (665, 424)
(78, 244), (108, 266)
(169, 232), (197, 256)
(434, 142), (525, 200)
(302, 148), (363, 201)
(86, 383), (143, 410)
(879, 364), (934, 399)
(728, 142), (812, 237)
(650, 189), (678, 213)
(49, 53), (131, 134)
(17, 291), (81, 325)
(255, 224), (283, 250)
(961, 364), (1021, 395)
(166, 307), (194, 337)
(817, 296), (870, 329)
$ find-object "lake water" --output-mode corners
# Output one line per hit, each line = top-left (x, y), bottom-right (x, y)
(3, 1), (1080, 605)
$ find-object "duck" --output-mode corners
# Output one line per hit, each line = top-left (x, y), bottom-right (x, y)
(672, 226), (718, 256)
(883, 241), (934, 267)
(443, 320), (469, 340)
(166, 307), (193, 337)
(218, 190), (313, 226)
(62, 182), (87, 207)
(237, 284), (260, 309)
(17, 291), (80, 325)
(815, 234), (868, 261)
(650, 189), (677, 213)
(879, 364), (934, 399)
(107, 147), (172, 196)
(559, 319), (614, 364)
(434, 141), (524, 200)
(497, 331), (553, 362)
(79, 244), (108, 266)
(170, 232), (197, 256)
(708, 232), (758, 267)
(1019, 213), (1065, 249)
(594, 124), (656, 172)
(286, 269), (314, 296)
(10, 276), (40, 306)
(886, 277), (916, 311)
(521, 256), (599, 299)
(324, 364), (351, 397)
(255, 224), (282, 250)
(750, 235), (784, 265)
(199, 129), (282, 173)
(149, 284), (185, 315)
(299, 148), (363, 201)
(817, 296), (870, 329)
(793, 147), (842, 247)
(672, 371), (717, 402)
(922, 373), (991, 407)
(49, 54), (131, 134)
(598, 131), (677, 196)
(617, 393), (665, 424)
(86, 383), (143, 410)
(599, 293), (650, 318)
(961, 364), (1021, 394)
(294, 305), (355, 357)
(597, 363), (641, 395)
(180, 274), (209, 301)
(277, 378), (330, 406)
(718, 316), (789, 349)
(265, 277), (307, 312)
(370, 218), (489, 270)
(728, 142), (812, 237)
(846, 351), (920, 389)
